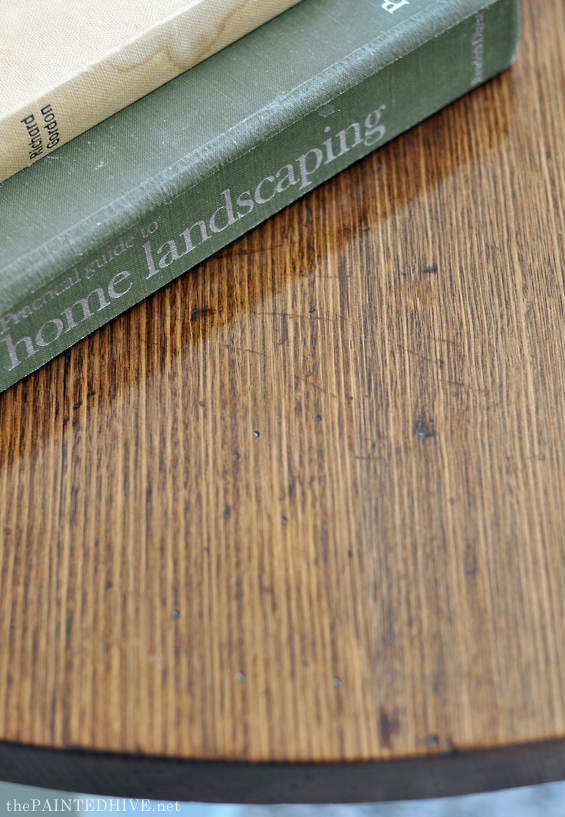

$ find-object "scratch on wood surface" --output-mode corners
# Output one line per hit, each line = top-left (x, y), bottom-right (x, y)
(221, 343), (266, 357)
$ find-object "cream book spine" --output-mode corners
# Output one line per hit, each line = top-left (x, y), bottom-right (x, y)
(0, 0), (302, 183)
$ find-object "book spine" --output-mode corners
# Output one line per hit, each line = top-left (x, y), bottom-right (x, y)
(0, 0), (301, 184)
(0, 0), (519, 394)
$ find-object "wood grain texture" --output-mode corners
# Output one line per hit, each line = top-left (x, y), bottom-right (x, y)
(1, 0), (565, 799)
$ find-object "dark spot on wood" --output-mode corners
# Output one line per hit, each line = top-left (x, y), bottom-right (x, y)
(464, 543), (477, 577)
(199, 401), (205, 407)
(73, 402), (82, 410)
(87, 390), (95, 397)
(234, 452), (240, 461)
(191, 308), (214, 321)
(347, 551), (353, 558)
(379, 707), (399, 749)
(281, 517), (288, 526)
(362, 225), (370, 232)
(105, 582), (112, 590)
(398, 260), (438, 278)
(224, 505), (231, 520)
(424, 734), (440, 748)
(172, 609), (180, 619)
(315, 414), (322, 423)
(413, 413), (435, 439)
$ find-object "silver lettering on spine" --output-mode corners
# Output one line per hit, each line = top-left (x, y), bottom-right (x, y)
(143, 104), (388, 279)
(381, 0), (409, 13)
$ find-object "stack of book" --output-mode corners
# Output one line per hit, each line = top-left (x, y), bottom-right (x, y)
(0, 0), (520, 393)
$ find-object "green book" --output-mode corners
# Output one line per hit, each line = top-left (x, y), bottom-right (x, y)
(0, 0), (519, 394)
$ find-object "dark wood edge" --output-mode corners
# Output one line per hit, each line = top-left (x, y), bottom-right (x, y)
(1, 738), (565, 802)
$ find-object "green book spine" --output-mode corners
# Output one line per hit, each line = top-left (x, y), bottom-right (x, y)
(0, 0), (519, 393)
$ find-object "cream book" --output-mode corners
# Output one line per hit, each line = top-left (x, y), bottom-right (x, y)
(0, 0), (302, 183)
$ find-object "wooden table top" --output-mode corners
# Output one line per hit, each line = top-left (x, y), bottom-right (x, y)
(2, 0), (565, 803)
